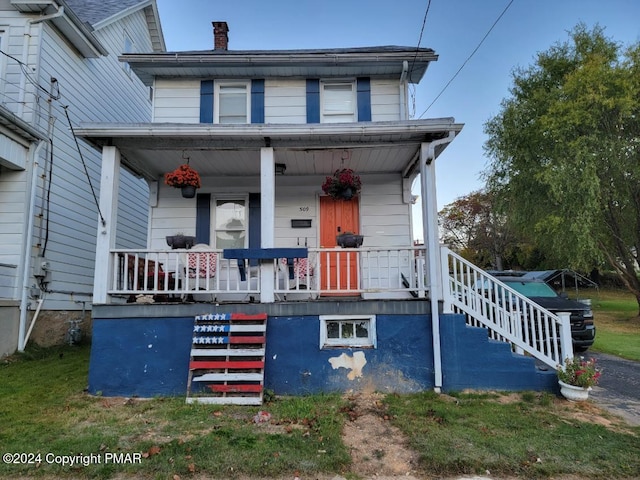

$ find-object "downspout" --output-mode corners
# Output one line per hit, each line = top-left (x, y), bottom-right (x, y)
(420, 131), (456, 393)
(399, 61), (409, 120)
(18, 140), (46, 351)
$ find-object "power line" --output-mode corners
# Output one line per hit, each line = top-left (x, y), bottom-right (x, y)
(408, 0), (432, 117)
(409, 0), (432, 77)
(418, 0), (515, 118)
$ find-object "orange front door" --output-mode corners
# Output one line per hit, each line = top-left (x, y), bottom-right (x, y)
(319, 196), (360, 294)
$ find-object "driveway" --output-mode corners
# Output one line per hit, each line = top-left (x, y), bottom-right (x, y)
(586, 351), (640, 426)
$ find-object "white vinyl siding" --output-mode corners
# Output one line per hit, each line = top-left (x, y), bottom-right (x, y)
(150, 174), (412, 255)
(0, 9), (154, 308)
(264, 79), (306, 124)
(371, 80), (401, 121)
(153, 79), (201, 122)
(359, 176), (411, 248)
(150, 78), (403, 125)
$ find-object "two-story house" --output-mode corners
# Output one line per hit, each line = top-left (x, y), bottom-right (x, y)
(0, 0), (165, 357)
(79, 23), (569, 403)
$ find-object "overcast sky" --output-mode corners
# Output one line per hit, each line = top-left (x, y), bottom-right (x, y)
(155, 0), (640, 240)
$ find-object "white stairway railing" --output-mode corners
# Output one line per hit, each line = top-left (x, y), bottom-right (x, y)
(442, 246), (573, 370)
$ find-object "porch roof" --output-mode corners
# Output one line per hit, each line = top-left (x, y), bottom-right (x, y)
(75, 119), (463, 182)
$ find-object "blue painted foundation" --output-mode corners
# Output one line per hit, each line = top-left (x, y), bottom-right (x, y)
(88, 317), (193, 396)
(87, 308), (557, 398)
(264, 315), (434, 395)
(440, 314), (558, 393)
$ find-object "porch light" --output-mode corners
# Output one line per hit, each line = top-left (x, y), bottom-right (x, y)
(275, 163), (286, 175)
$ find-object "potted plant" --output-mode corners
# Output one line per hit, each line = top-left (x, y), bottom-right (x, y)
(322, 168), (362, 200)
(557, 356), (601, 401)
(336, 231), (364, 248)
(166, 232), (196, 249)
(164, 163), (201, 198)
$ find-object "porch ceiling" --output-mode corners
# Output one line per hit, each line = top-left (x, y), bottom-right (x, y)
(75, 120), (463, 182)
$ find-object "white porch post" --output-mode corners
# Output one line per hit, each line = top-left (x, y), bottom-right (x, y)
(260, 147), (275, 303)
(420, 142), (443, 391)
(93, 146), (121, 304)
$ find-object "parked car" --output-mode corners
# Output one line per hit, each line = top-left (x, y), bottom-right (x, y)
(492, 276), (596, 352)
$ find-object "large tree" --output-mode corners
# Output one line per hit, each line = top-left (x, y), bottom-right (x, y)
(439, 190), (515, 269)
(484, 24), (640, 313)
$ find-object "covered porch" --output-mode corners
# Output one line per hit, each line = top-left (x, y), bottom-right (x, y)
(77, 120), (463, 305)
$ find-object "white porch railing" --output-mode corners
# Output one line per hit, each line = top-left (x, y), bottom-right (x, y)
(442, 246), (573, 370)
(108, 246), (428, 301)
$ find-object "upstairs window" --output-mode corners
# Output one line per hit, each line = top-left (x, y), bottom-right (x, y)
(215, 82), (249, 124)
(321, 81), (355, 123)
(123, 33), (133, 75)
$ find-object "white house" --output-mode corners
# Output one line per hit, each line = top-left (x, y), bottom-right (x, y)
(0, 0), (165, 356)
(77, 22), (571, 403)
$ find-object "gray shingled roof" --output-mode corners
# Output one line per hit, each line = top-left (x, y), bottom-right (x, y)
(63, 0), (145, 26)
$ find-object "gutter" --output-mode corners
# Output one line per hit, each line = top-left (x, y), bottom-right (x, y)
(74, 119), (463, 139)
(420, 131), (456, 392)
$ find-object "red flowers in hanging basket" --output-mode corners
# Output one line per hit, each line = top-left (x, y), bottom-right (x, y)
(322, 168), (362, 200)
(164, 164), (201, 188)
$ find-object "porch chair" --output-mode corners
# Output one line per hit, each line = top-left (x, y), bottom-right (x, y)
(120, 253), (166, 302)
(281, 256), (315, 290)
(184, 244), (218, 300)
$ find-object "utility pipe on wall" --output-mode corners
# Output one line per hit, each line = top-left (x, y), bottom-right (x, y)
(18, 140), (46, 351)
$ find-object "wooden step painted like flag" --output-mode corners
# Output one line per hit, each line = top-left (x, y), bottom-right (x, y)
(186, 312), (267, 405)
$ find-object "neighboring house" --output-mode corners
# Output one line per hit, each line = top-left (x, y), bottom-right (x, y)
(78, 23), (572, 402)
(0, 0), (165, 356)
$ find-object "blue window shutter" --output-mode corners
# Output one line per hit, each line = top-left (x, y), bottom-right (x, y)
(200, 80), (214, 123)
(195, 194), (211, 244)
(248, 193), (261, 266)
(251, 79), (265, 123)
(357, 77), (371, 122)
(306, 79), (320, 123)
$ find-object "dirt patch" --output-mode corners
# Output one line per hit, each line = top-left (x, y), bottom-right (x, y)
(341, 391), (421, 478)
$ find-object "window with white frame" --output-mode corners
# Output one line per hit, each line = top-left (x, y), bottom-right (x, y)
(213, 198), (247, 249)
(215, 82), (250, 124)
(320, 315), (376, 348)
(321, 81), (355, 123)
(0, 30), (6, 88)
(123, 32), (133, 75)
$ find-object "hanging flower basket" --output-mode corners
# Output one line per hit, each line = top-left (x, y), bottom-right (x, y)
(322, 168), (361, 200)
(164, 164), (201, 198)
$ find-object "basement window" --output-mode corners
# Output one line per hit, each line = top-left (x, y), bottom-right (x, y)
(319, 315), (376, 348)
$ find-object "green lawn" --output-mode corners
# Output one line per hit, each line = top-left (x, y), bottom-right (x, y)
(590, 288), (640, 361)
(1, 344), (639, 479)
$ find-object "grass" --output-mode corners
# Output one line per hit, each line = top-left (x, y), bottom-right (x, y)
(385, 390), (640, 479)
(0, 345), (350, 479)
(589, 288), (640, 361)
(1, 299), (639, 479)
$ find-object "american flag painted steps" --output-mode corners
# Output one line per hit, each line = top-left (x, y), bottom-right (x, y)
(186, 313), (267, 405)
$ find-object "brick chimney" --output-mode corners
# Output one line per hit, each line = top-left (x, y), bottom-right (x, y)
(213, 22), (229, 50)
